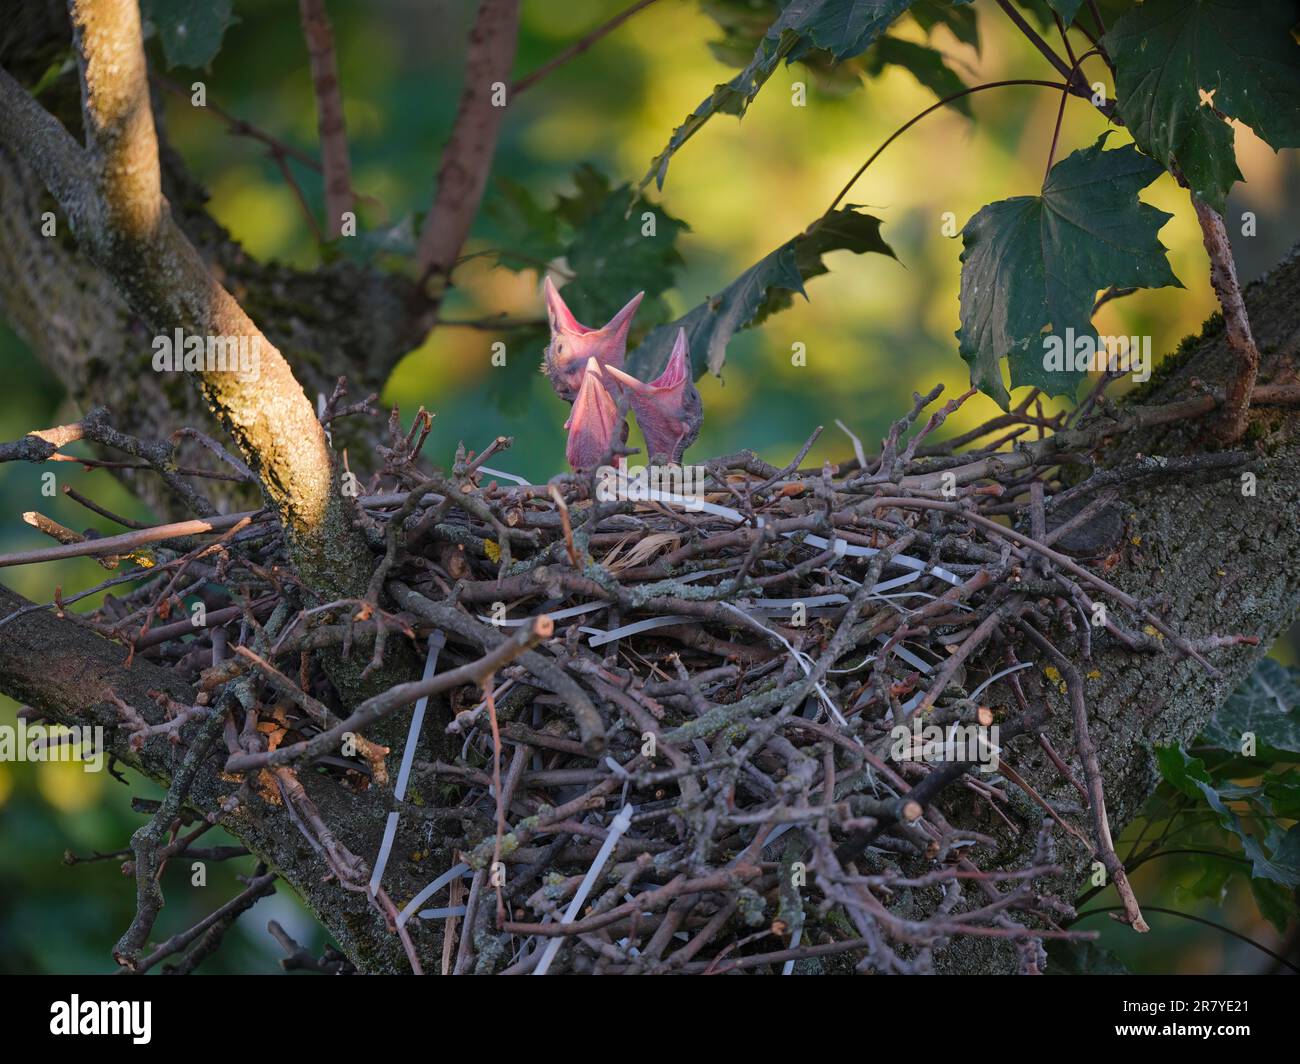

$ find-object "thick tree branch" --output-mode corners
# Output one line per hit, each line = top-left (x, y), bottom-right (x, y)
(69, 0), (160, 239)
(0, 2), (374, 606)
(415, 0), (519, 288)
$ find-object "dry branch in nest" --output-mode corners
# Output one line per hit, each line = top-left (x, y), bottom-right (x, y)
(0, 380), (1270, 975)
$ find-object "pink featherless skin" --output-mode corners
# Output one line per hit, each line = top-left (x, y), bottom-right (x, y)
(542, 276), (644, 401)
(603, 328), (703, 463)
(564, 358), (621, 470)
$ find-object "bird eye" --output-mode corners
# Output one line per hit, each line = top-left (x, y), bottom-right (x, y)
(555, 342), (565, 355)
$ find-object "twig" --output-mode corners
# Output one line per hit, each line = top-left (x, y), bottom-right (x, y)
(1191, 197), (1260, 443)
(1018, 620), (1148, 932)
(512, 0), (661, 95)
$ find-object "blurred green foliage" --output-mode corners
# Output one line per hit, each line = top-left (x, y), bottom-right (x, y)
(1, 0), (1297, 973)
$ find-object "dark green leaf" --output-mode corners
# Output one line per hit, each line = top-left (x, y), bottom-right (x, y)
(1046, 0), (1085, 23)
(700, 0), (785, 67)
(909, 0), (980, 51)
(483, 327), (549, 415)
(1046, 938), (1130, 974)
(1155, 744), (1214, 799)
(554, 165), (619, 229)
(1011, 0), (1063, 30)
(482, 166), (688, 332)
(1263, 774), (1300, 819)
(142, 0), (234, 69)
(1104, 0), (1300, 215)
(864, 37), (972, 114)
(560, 170), (689, 330)
(1201, 658), (1300, 759)
(1273, 824), (1300, 876)
(625, 207), (894, 380)
(1155, 746), (1300, 887)
(956, 134), (1180, 407)
(330, 213), (419, 266)
(1250, 878), (1298, 934)
(782, 0), (920, 62)
(1175, 854), (1237, 906)
(482, 180), (566, 272)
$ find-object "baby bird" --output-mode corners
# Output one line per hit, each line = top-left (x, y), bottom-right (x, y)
(543, 278), (703, 471)
(542, 276), (643, 401)
(603, 328), (702, 464)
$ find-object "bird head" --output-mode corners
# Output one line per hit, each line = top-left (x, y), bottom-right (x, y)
(543, 276), (644, 401)
(603, 327), (702, 464)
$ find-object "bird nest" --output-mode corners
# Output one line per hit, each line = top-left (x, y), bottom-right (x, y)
(16, 380), (1253, 975)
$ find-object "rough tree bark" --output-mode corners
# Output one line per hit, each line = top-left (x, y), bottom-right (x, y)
(0, 1), (1297, 973)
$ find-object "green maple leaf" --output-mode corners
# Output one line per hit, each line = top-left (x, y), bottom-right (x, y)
(956, 134), (1181, 408)
(482, 179), (565, 271)
(1104, 0), (1300, 214)
(864, 37), (972, 115)
(142, 0), (235, 69)
(482, 165), (688, 332)
(1201, 658), (1300, 759)
(1156, 746), (1300, 887)
(909, 0), (980, 52)
(559, 167), (689, 331)
(1045, 0), (1086, 23)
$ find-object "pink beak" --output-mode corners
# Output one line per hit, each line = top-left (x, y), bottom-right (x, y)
(603, 328), (702, 463)
(599, 288), (644, 353)
(544, 275), (588, 335)
(565, 358), (621, 471)
(543, 278), (645, 401)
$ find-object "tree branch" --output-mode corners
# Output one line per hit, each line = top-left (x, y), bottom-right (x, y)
(1191, 196), (1260, 443)
(512, 0), (660, 96)
(415, 0), (520, 288)
(298, 0), (354, 238)
(0, 2), (375, 607)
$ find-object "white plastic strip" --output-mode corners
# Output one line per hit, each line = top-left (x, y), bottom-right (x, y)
(722, 602), (847, 726)
(782, 924), (804, 975)
(369, 632), (444, 895)
(743, 587), (852, 606)
(883, 639), (935, 675)
(395, 632), (444, 802)
(532, 804), (636, 975)
(368, 812), (400, 897)
(418, 905), (469, 920)
(581, 615), (695, 647)
(477, 600), (610, 626)
(619, 488), (961, 585)
(460, 473), (958, 584)
(397, 861), (471, 928)
(968, 661), (1034, 701)
(476, 464), (532, 486)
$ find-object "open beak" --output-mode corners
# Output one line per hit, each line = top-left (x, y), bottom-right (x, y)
(565, 358), (620, 470)
(603, 328), (701, 462)
(595, 290), (644, 354)
(544, 275), (587, 335)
